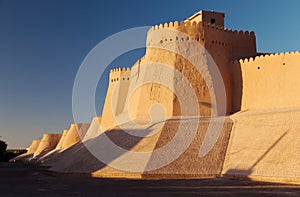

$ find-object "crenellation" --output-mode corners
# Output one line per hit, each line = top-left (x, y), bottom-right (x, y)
(107, 10), (300, 137)
(174, 21), (179, 27)
(238, 30), (244, 36)
(149, 14), (255, 49)
(109, 67), (131, 83)
(21, 9), (300, 183)
(238, 51), (300, 63)
(185, 21), (191, 27)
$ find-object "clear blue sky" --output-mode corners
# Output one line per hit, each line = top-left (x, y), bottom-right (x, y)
(1, 0), (300, 148)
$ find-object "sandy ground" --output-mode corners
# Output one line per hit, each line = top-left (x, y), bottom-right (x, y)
(1, 162), (300, 197)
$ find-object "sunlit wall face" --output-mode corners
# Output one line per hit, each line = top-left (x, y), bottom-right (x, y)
(1, 0), (300, 148)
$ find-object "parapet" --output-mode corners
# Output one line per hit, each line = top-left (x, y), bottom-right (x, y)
(147, 19), (255, 47)
(109, 67), (131, 73)
(109, 67), (131, 83)
(235, 51), (300, 64)
(149, 13), (254, 34)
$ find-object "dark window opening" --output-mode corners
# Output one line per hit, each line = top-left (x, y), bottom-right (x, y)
(211, 18), (216, 24)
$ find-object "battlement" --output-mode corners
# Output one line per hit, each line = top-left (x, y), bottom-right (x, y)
(149, 17), (254, 35)
(109, 67), (131, 73)
(109, 67), (131, 83)
(234, 51), (300, 64)
(232, 50), (300, 112)
(148, 19), (255, 48)
(149, 10), (226, 32)
(203, 23), (255, 37)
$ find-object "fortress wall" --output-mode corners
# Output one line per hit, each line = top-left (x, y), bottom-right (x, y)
(34, 134), (62, 157)
(230, 60), (243, 112)
(203, 24), (256, 114)
(49, 117), (232, 178)
(149, 21), (256, 61)
(61, 124), (82, 149)
(126, 57), (175, 120)
(237, 52), (300, 111)
(202, 25), (234, 113)
(37, 124), (89, 164)
(202, 24), (257, 66)
(148, 21), (204, 46)
(27, 139), (41, 154)
(77, 123), (90, 139)
(148, 22), (257, 115)
(101, 68), (131, 130)
(9, 139), (41, 162)
(125, 25), (217, 119)
(55, 129), (69, 150)
(142, 117), (233, 178)
(230, 30), (256, 60)
(51, 120), (165, 176)
(113, 69), (131, 116)
(83, 116), (102, 141)
(222, 109), (300, 183)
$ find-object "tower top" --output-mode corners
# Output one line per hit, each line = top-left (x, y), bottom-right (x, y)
(184, 10), (225, 27)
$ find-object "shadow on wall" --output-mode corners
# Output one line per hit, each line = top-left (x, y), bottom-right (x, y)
(49, 126), (156, 174)
(223, 131), (288, 178)
(230, 61), (243, 113)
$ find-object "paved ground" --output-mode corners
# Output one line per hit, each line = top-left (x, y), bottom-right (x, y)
(1, 162), (300, 197)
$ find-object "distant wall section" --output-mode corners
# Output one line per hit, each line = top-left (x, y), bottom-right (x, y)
(101, 68), (131, 130)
